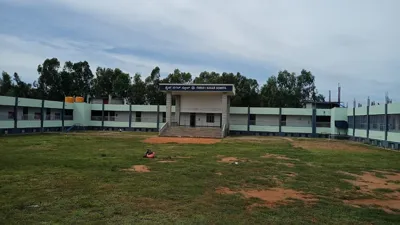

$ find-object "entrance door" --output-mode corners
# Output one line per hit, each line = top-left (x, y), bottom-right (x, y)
(190, 113), (196, 127)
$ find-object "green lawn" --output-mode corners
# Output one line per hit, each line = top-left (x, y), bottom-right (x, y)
(1, 132), (400, 224)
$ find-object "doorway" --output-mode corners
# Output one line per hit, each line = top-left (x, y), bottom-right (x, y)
(190, 113), (196, 127)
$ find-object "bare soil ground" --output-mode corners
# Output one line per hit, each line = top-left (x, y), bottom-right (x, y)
(292, 140), (372, 152)
(142, 137), (221, 144)
(340, 170), (400, 213)
(261, 153), (299, 161)
(121, 165), (150, 172)
(216, 187), (317, 209)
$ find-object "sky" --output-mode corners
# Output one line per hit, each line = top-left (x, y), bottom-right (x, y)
(0, 0), (399, 105)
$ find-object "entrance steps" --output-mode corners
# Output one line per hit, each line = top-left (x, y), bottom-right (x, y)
(160, 126), (223, 139)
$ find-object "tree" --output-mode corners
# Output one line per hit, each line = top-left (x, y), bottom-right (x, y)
(13, 72), (33, 98)
(0, 71), (13, 96)
(163, 69), (192, 83)
(194, 71), (260, 107)
(145, 66), (164, 105)
(129, 73), (146, 104)
(113, 68), (131, 99)
(37, 58), (62, 100)
(260, 70), (325, 107)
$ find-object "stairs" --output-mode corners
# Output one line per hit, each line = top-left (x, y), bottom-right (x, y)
(160, 126), (223, 139)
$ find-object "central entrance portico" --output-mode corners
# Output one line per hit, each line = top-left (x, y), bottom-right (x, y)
(159, 84), (235, 138)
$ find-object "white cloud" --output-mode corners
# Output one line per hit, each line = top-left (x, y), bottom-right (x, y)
(0, 0), (399, 103)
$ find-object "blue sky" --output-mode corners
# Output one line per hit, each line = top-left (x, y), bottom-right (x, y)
(0, 0), (399, 105)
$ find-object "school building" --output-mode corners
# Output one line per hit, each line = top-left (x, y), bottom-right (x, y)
(0, 83), (399, 149)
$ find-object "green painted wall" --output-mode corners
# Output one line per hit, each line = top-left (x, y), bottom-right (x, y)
(0, 96), (15, 106)
(355, 107), (367, 116)
(316, 109), (331, 116)
(44, 100), (63, 109)
(282, 126), (312, 134)
(369, 130), (385, 140)
(230, 125), (247, 131)
(282, 108), (312, 116)
(354, 129), (367, 138)
(330, 108), (347, 135)
(388, 132), (400, 142)
(250, 107), (279, 115)
(250, 125), (279, 132)
(388, 103), (400, 114)
(43, 121), (62, 128)
(369, 105), (385, 115)
(0, 121), (14, 128)
(229, 107), (247, 114)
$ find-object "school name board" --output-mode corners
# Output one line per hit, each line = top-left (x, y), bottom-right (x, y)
(160, 85), (233, 92)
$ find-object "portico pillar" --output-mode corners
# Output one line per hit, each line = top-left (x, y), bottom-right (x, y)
(221, 94), (228, 127)
(166, 92), (172, 125)
(175, 95), (180, 126)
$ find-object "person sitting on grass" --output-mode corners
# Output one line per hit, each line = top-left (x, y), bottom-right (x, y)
(143, 149), (155, 158)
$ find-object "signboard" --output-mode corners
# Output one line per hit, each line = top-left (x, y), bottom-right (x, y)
(159, 85), (233, 92)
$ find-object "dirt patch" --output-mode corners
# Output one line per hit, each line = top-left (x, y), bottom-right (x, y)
(279, 162), (295, 168)
(285, 172), (297, 177)
(216, 155), (250, 163)
(225, 136), (297, 144)
(215, 172), (223, 176)
(216, 187), (317, 208)
(292, 140), (371, 152)
(219, 157), (239, 163)
(121, 165), (150, 173)
(158, 160), (176, 163)
(143, 137), (220, 144)
(340, 170), (400, 213)
(261, 153), (299, 161)
(340, 171), (400, 193)
(344, 199), (400, 214)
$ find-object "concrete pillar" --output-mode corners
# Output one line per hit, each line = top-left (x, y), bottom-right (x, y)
(62, 100), (65, 131)
(312, 108), (317, 137)
(14, 96), (18, 129)
(227, 96), (230, 132)
(101, 101), (105, 129)
(129, 104), (132, 128)
(278, 108), (282, 136)
(40, 99), (44, 133)
(247, 105), (250, 132)
(367, 107), (370, 141)
(385, 103), (388, 142)
(166, 92), (172, 125)
(221, 94), (228, 127)
(175, 95), (180, 125)
(156, 104), (160, 130)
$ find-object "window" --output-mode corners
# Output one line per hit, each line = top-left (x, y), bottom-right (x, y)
(348, 116), (354, 129)
(34, 112), (41, 120)
(206, 114), (214, 123)
(249, 114), (256, 125)
(388, 114), (400, 132)
(55, 113), (61, 120)
(91, 111), (102, 121)
(370, 115), (385, 131)
(65, 109), (73, 120)
(316, 116), (331, 127)
(354, 115), (367, 129)
(281, 115), (287, 126)
(8, 112), (14, 119)
(135, 112), (142, 122)
(162, 112), (166, 123)
(46, 108), (51, 120)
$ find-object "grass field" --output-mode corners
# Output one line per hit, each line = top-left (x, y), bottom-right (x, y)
(1, 132), (400, 224)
